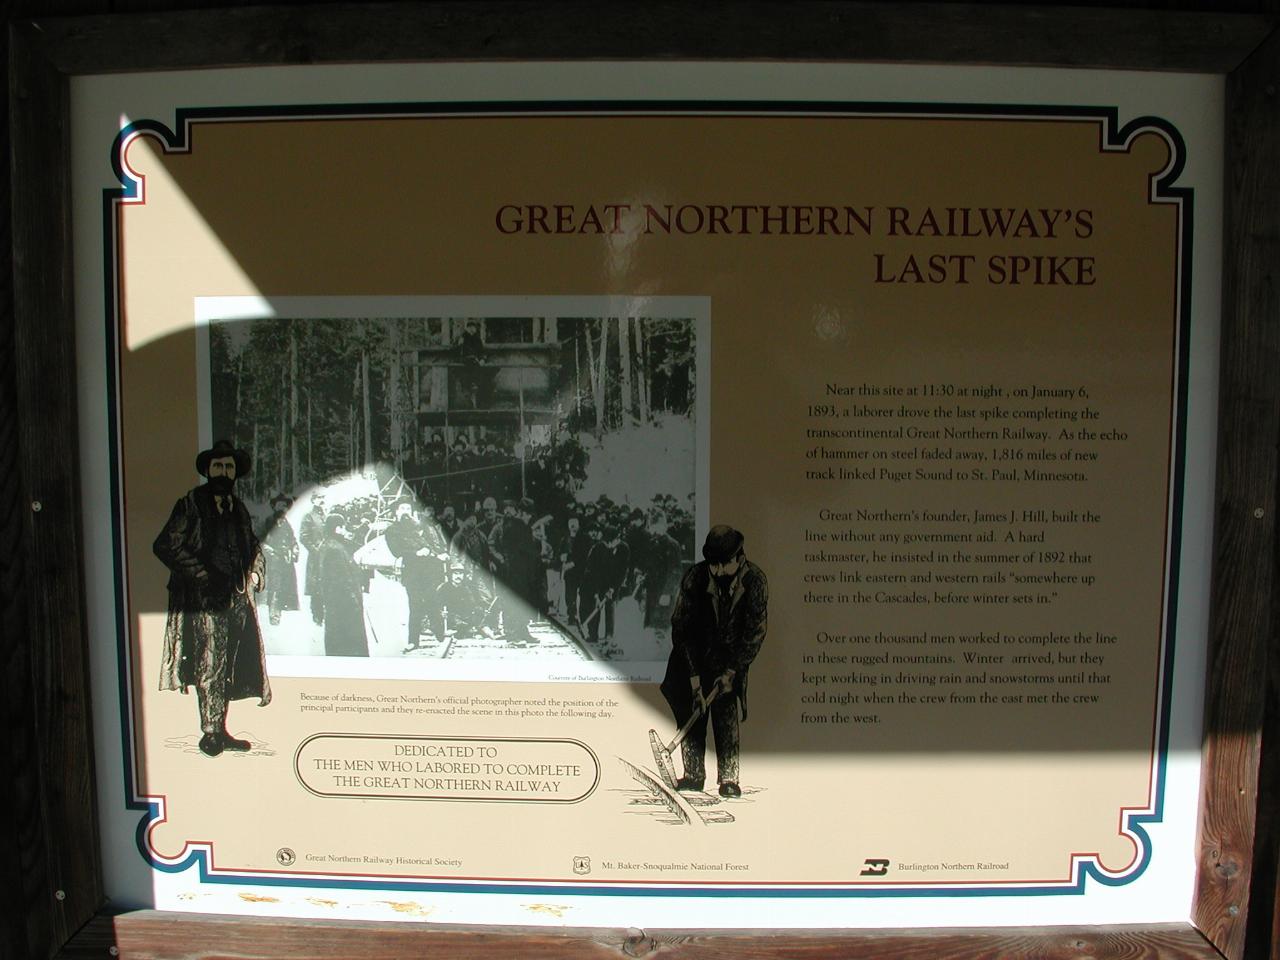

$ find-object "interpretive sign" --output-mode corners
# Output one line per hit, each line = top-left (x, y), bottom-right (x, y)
(74, 64), (1220, 928)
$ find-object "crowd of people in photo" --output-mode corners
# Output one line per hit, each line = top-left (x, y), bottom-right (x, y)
(398, 429), (586, 512)
(255, 442), (696, 659)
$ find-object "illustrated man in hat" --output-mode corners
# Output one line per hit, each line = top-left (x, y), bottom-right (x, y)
(153, 439), (271, 757)
(660, 525), (768, 797)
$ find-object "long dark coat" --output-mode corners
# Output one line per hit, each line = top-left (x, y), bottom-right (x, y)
(385, 514), (448, 591)
(450, 523), (492, 572)
(261, 511), (300, 610)
(315, 537), (370, 657)
(153, 485), (271, 704)
(490, 514), (541, 605)
(660, 559), (768, 723)
(583, 539), (630, 606)
(299, 505), (327, 597)
(642, 531), (685, 627)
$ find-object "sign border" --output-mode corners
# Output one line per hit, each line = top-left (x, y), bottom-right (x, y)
(106, 97), (1191, 900)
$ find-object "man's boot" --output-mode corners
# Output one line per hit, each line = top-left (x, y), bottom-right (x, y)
(220, 730), (251, 752)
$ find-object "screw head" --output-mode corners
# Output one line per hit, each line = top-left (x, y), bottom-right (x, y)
(31, 500), (42, 513)
(1229, 904), (1240, 917)
(1254, 507), (1265, 519)
(54, 889), (65, 901)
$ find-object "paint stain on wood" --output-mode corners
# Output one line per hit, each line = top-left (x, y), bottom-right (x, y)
(525, 903), (570, 918)
(306, 898), (339, 908)
(238, 893), (280, 903)
(380, 900), (433, 917)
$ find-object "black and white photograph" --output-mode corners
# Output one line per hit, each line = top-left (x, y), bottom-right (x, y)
(199, 297), (708, 667)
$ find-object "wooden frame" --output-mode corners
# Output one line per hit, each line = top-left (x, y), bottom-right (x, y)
(5, 3), (1277, 958)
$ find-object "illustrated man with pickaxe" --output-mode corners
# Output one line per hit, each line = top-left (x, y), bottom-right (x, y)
(659, 525), (768, 798)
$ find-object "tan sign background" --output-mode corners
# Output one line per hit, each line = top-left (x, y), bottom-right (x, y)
(117, 112), (1178, 889)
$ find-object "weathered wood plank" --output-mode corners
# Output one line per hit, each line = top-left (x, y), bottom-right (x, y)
(3, 3), (1277, 960)
(1249, 653), (1280, 960)
(17, 2), (1274, 75)
(8, 16), (105, 960)
(0, 14), (39, 957)
(1193, 22), (1280, 960)
(55, 911), (1225, 960)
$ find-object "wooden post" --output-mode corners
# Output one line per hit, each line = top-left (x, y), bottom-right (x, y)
(1193, 26), (1280, 960)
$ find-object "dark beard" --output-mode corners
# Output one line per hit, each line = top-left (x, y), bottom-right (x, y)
(714, 574), (734, 596)
(207, 476), (235, 496)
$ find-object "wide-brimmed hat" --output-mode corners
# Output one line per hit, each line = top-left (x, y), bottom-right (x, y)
(196, 439), (251, 478)
(702, 525), (744, 563)
(270, 493), (294, 510)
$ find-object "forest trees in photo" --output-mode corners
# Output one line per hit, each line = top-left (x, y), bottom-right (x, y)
(208, 313), (697, 508)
